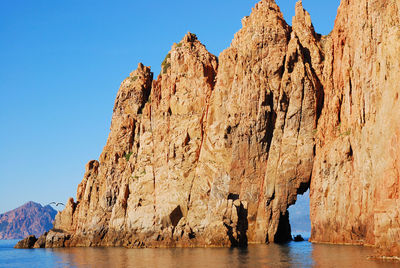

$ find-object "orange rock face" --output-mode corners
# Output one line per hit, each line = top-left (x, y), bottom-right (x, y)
(310, 0), (400, 257)
(31, 0), (400, 258)
(48, 0), (322, 248)
(194, 0), (322, 245)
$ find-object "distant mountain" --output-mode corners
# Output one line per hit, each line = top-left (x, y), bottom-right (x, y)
(0, 202), (57, 240)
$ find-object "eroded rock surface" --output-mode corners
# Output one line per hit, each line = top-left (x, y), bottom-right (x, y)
(14, 235), (37, 249)
(17, 0), (400, 258)
(48, 0), (321, 248)
(190, 0), (322, 245)
(310, 0), (400, 258)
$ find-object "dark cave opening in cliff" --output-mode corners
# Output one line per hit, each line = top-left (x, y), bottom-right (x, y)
(287, 189), (311, 240)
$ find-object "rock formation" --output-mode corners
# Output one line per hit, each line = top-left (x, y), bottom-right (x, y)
(39, 0), (321, 249)
(310, 0), (400, 258)
(14, 235), (37, 249)
(17, 0), (400, 258)
(0, 201), (56, 240)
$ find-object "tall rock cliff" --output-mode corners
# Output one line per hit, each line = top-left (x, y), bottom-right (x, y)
(25, 0), (400, 258)
(43, 0), (321, 248)
(310, 0), (400, 257)
(191, 0), (322, 245)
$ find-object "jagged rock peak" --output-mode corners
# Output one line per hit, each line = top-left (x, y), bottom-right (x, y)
(253, 0), (281, 12)
(235, 0), (289, 49)
(241, 0), (285, 24)
(129, 62), (151, 77)
(293, 1), (316, 35)
(159, 32), (217, 79)
(114, 63), (153, 115)
(181, 32), (198, 44)
(290, 0), (324, 82)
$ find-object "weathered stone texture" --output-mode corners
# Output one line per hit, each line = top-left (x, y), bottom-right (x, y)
(310, 0), (400, 257)
(14, 235), (37, 249)
(49, 0), (321, 248)
(18, 0), (400, 258)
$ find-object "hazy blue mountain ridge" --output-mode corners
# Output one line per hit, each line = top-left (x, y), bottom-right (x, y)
(0, 201), (57, 239)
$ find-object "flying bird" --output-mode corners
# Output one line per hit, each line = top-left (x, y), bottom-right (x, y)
(48, 202), (65, 207)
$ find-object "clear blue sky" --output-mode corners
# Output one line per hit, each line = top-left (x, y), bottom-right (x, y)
(0, 0), (340, 214)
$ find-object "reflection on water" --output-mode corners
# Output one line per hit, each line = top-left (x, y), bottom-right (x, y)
(52, 242), (397, 268)
(53, 244), (312, 268)
(1, 240), (399, 268)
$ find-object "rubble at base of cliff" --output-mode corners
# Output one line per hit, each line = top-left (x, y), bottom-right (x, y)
(14, 235), (37, 249)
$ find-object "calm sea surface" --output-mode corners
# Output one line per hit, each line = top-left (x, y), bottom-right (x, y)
(0, 239), (398, 267)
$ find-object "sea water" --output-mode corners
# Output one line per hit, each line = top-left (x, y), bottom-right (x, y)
(0, 239), (398, 267)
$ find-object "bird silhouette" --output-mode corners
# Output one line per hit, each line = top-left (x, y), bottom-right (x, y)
(48, 202), (65, 207)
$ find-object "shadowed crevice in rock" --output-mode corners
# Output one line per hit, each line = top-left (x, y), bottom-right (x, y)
(224, 202), (248, 248)
(274, 211), (292, 243)
(170, 206), (183, 227)
(227, 193), (240, 201)
(260, 90), (277, 154)
(298, 42), (324, 123)
(296, 180), (310, 196)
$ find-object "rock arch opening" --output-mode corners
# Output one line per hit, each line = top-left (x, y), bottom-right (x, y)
(288, 189), (311, 240)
